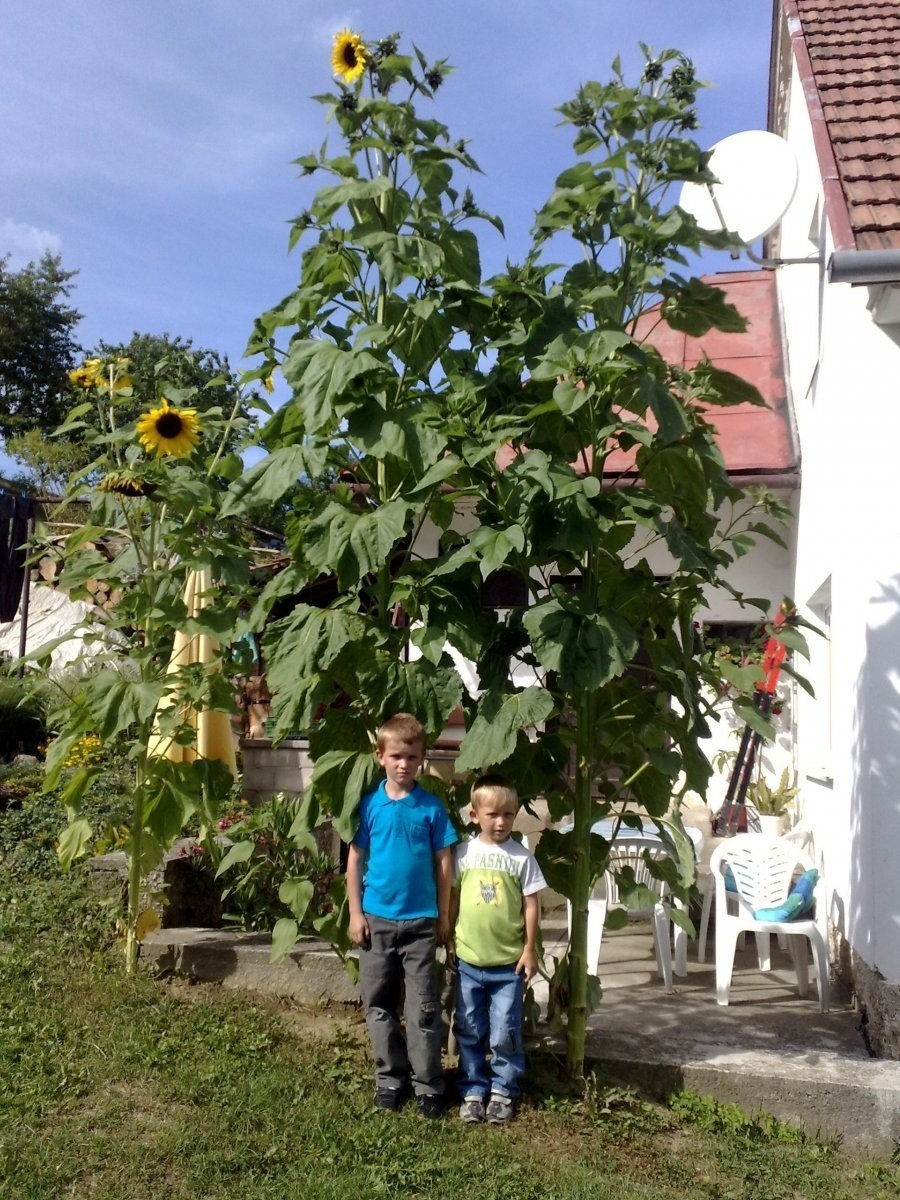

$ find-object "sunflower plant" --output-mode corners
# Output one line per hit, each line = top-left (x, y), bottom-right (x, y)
(228, 32), (791, 1082)
(46, 353), (258, 972)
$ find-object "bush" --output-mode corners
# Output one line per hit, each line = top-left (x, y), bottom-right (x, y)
(0, 672), (52, 760)
(0, 758), (133, 881)
(201, 794), (339, 933)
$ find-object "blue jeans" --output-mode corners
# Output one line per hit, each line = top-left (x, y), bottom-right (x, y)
(453, 959), (524, 1100)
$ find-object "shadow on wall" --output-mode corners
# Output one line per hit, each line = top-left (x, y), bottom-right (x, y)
(851, 573), (900, 988)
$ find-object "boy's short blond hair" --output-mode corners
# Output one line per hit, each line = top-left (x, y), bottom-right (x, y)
(470, 774), (518, 811)
(376, 712), (426, 753)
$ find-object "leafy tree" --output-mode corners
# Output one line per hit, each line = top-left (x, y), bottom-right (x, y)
(4, 426), (92, 496)
(228, 36), (791, 1081)
(0, 254), (82, 440)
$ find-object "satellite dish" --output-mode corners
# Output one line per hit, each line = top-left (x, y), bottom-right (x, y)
(678, 130), (799, 245)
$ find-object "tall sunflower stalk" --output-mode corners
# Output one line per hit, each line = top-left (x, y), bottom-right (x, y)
(47, 358), (255, 972)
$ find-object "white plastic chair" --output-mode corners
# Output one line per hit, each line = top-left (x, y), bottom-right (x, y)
(567, 835), (680, 993)
(697, 824), (815, 963)
(708, 835), (829, 1011)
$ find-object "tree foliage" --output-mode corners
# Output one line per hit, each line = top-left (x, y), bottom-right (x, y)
(0, 254), (82, 440)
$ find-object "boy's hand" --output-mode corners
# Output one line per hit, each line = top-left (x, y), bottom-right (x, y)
(515, 947), (539, 983)
(436, 914), (450, 947)
(349, 913), (370, 948)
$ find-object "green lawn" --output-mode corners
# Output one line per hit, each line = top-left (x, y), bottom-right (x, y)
(0, 831), (898, 1198)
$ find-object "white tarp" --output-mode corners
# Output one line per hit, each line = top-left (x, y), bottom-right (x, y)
(0, 584), (110, 671)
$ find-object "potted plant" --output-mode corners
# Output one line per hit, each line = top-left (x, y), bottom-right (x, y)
(746, 768), (799, 836)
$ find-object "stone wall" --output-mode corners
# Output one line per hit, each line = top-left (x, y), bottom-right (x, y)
(837, 937), (900, 1059)
(239, 737), (314, 802)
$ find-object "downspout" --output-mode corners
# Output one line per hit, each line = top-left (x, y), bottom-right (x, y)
(828, 251), (900, 286)
(828, 252), (900, 325)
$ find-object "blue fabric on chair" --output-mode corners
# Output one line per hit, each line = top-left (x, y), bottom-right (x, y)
(753, 868), (819, 922)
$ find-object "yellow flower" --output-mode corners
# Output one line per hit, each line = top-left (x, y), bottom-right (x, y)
(69, 358), (104, 389)
(136, 398), (202, 458)
(332, 28), (368, 84)
(263, 373), (275, 394)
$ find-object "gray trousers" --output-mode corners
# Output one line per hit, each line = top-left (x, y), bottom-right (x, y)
(358, 915), (444, 1097)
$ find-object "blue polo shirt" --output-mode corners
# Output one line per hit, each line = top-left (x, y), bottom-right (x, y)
(353, 780), (457, 920)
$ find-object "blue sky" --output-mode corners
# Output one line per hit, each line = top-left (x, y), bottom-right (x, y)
(1, 2), (772, 404)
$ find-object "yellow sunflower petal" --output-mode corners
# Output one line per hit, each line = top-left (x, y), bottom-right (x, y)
(136, 399), (202, 458)
(331, 28), (368, 84)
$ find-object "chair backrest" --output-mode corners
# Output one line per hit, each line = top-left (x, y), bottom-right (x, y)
(600, 836), (670, 915)
(709, 835), (813, 911)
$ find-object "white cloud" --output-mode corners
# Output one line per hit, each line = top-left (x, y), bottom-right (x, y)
(0, 219), (62, 267)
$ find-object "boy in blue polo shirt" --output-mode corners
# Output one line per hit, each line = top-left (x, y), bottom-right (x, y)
(347, 713), (457, 1117)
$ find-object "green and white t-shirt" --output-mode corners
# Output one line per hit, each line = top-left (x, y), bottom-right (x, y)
(453, 836), (546, 967)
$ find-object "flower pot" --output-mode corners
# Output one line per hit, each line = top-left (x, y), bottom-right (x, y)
(757, 813), (786, 838)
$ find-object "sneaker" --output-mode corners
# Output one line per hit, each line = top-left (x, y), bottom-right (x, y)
(485, 1094), (514, 1124)
(373, 1088), (406, 1112)
(416, 1093), (444, 1119)
(459, 1097), (485, 1123)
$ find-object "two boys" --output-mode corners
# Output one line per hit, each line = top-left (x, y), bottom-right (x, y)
(347, 713), (544, 1123)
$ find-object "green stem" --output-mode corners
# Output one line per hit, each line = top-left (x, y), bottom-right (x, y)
(565, 687), (596, 1083)
(124, 754), (147, 974)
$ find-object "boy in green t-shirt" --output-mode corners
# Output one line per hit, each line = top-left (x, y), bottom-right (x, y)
(449, 775), (546, 1124)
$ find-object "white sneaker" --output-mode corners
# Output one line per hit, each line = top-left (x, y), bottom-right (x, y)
(486, 1094), (514, 1124)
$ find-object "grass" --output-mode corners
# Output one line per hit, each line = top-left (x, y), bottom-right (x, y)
(1, 783), (899, 1199)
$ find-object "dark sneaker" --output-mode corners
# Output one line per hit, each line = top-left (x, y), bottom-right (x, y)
(459, 1097), (485, 1123)
(486, 1094), (514, 1124)
(374, 1088), (406, 1112)
(416, 1094), (444, 1119)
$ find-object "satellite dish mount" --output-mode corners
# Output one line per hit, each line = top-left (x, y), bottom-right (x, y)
(678, 130), (819, 268)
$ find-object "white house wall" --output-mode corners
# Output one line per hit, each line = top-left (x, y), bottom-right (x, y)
(776, 47), (900, 985)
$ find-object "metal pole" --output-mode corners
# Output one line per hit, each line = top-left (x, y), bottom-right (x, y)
(16, 514), (34, 679)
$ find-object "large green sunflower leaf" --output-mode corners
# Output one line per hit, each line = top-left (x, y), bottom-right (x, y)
(303, 500), (411, 589)
(454, 686), (554, 773)
(84, 676), (166, 741)
(355, 655), (464, 742)
(311, 749), (380, 841)
(640, 444), (708, 511)
(57, 818), (94, 870)
(279, 879), (315, 924)
(439, 227), (481, 287)
(523, 596), (638, 692)
(282, 341), (384, 435)
(640, 375), (690, 443)
(220, 445), (329, 518)
(270, 918), (300, 963)
(268, 606), (367, 682)
(312, 174), (393, 220)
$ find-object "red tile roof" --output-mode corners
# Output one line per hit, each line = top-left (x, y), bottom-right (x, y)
(628, 271), (796, 484)
(781, 1), (900, 251)
(495, 272), (796, 486)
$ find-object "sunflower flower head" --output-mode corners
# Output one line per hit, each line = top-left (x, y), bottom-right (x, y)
(69, 358), (104, 390)
(136, 398), (202, 458)
(332, 28), (368, 84)
(97, 469), (157, 498)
